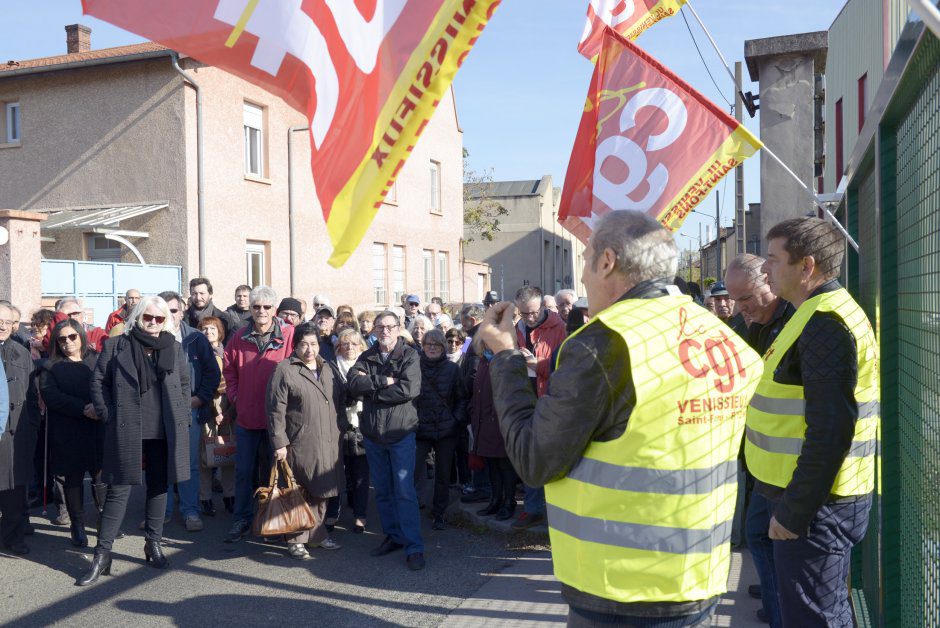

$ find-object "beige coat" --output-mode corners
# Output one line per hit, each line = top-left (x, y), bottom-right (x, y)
(265, 356), (345, 498)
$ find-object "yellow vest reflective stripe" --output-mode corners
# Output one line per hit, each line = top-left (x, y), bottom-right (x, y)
(744, 288), (879, 496)
(545, 296), (763, 603)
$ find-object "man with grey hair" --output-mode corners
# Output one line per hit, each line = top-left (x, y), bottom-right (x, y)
(554, 289), (577, 322)
(479, 211), (763, 625)
(223, 286), (295, 543)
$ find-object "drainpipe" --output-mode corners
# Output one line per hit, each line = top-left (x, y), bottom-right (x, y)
(171, 54), (206, 276)
(287, 126), (309, 296)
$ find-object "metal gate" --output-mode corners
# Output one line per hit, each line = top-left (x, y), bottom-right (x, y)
(41, 259), (182, 326)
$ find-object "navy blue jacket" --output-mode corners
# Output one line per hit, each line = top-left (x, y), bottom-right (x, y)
(180, 322), (222, 423)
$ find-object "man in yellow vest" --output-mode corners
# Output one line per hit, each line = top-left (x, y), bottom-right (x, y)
(479, 211), (763, 626)
(746, 217), (878, 627)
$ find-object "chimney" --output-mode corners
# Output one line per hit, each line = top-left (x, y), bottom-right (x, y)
(65, 24), (92, 54)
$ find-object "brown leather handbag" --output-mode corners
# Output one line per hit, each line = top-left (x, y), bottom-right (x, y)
(251, 460), (317, 537)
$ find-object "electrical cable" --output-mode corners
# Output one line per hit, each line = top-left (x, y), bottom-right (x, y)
(680, 9), (733, 109)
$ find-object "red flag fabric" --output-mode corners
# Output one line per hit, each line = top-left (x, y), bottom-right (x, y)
(579, 0), (687, 60)
(559, 27), (761, 243)
(83, 0), (501, 267)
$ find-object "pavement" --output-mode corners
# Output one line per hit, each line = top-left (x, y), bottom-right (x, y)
(1, 484), (767, 627)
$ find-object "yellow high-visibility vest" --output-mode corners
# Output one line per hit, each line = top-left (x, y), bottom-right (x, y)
(545, 295), (763, 603)
(745, 288), (879, 496)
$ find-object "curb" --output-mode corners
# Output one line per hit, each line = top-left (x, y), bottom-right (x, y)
(446, 496), (550, 539)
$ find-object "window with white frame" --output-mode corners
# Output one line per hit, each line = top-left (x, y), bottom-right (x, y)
(86, 234), (121, 263)
(246, 241), (266, 288)
(437, 251), (449, 302)
(429, 160), (441, 214)
(391, 245), (405, 305)
(422, 249), (434, 304)
(373, 243), (388, 305)
(5, 102), (20, 143)
(243, 102), (264, 177)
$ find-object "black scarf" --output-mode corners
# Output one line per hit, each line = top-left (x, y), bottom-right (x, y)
(129, 327), (176, 395)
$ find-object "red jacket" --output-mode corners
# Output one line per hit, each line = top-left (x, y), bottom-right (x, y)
(44, 312), (109, 353)
(515, 311), (566, 398)
(105, 306), (129, 332)
(223, 322), (294, 430)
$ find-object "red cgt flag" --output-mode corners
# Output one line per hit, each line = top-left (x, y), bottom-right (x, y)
(83, 0), (501, 267)
(579, 0), (687, 60)
(560, 27), (761, 242)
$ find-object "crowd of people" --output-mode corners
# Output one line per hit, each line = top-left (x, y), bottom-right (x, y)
(0, 277), (591, 581)
(0, 212), (876, 628)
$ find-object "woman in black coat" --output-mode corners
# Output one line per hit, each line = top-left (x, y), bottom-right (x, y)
(79, 296), (191, 586)
(39, 320), (103, 548)
(414, 329), (466, 531)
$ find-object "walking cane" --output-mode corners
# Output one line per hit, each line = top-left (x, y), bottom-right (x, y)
(41, 412), (48, 517)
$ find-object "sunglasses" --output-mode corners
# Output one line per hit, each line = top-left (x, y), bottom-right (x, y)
(252, 304), (274, 311)
(142, 314), (166, 324)
(422, 342), (444, 349)
(169, 308), (179, 314)
(446, 339), (463, 345)
(57, 333), (79, 344)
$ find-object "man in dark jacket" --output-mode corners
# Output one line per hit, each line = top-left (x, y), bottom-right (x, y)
(187, 277), (237, 342)
(160, 291), (221, 533)
(725, 254), (795, 625)
(0, 304), (39, 555)
(225, 285), (253, 330)
(347, 311), (425, 571)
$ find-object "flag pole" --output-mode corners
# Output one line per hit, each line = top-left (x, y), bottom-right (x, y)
(683, 0), (859, 253)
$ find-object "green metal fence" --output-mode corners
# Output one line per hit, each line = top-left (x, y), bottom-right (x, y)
(845, 26), (940, 628)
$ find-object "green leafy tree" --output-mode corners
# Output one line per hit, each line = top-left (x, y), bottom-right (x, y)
(463, 148), (508, 242)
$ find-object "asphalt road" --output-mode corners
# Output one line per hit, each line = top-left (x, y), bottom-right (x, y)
(0, 485), (528, 627)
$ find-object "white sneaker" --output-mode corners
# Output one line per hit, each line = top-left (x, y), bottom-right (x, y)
(184, 516), (204, 532)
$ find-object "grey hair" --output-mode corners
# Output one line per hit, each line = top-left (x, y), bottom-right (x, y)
(124, 296), (176, 336)
(461, 304), (484, 321)
(726, 254), (767, 284)
(591, 211), (678, 282)
(408, 315), (433, 335)
(555, 288), (577, 302)
(56, 298), (82, 312)
(249, 285), (277, 306)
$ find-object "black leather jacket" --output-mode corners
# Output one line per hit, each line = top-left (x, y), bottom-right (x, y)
(489, 279), (715, 618)
(346, 338), (421, 445)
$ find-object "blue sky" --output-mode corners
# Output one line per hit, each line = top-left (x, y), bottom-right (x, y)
(0, 0), (847, 245)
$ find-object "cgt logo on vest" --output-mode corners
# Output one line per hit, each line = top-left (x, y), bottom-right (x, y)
(676, 307), (746, 393)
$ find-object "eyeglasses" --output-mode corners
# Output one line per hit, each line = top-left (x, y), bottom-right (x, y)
(141, 314), (166, 324)
(169, 308), (179, 314)
(0, 320), (12, 327)
(374, 324), (399, 332)
(422, 342), (444, 350)
(66, 311), (83, 318)
(280, 311), (300, 318)
(252, 304), (274, 311)
(338, 341), (360, 347)
(518, 309), (541, 318)
(57, 333), (79, 345)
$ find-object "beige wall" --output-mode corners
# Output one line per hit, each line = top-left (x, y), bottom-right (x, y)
(0, 58), (188, 269)
(0, 55), (465, 316)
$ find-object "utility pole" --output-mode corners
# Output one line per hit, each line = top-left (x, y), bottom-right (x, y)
(716, 195), (722, 282)
(735, 61), (746, 256)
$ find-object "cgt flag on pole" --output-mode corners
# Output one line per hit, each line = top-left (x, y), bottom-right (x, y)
(83, 0), (501, 267)
(560, 26), (761, 243)
(579, 0), (687, 60)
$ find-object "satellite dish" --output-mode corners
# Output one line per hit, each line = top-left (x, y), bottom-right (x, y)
(0, 226), (8, 246)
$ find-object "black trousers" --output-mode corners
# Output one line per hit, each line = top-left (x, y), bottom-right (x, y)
(63, 470), (103, 525)
(345, 453), (370, 519)
(415, 436), (457, 517)
(0, 485), (26, 547)
(97, 439), (169, 551)
(484, 456), (518, 509)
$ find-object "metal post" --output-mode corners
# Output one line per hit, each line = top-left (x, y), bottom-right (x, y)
(735, 61), (746, 256)
(716, 195), (722, 282)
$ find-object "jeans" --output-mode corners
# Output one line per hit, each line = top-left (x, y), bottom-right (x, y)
(233, 425), (270, 525)
(774, 494), (872, 627)
(364, 433), (424, 555)
(98, 439), (168, 551)
(567, 599), (716, 627)
(523, 483), (545, 516)
(166, 411), (202, 519)
(746, 489), (781, 627)
(415, 436), (457, 517)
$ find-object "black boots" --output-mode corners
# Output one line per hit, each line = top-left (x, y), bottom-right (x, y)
(222, 496), (235, 513)
(70, 520), (88, 548)
(75, 549), (111, 586)
(144, 539), (169, 569)
(476, 499), (500, 516)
